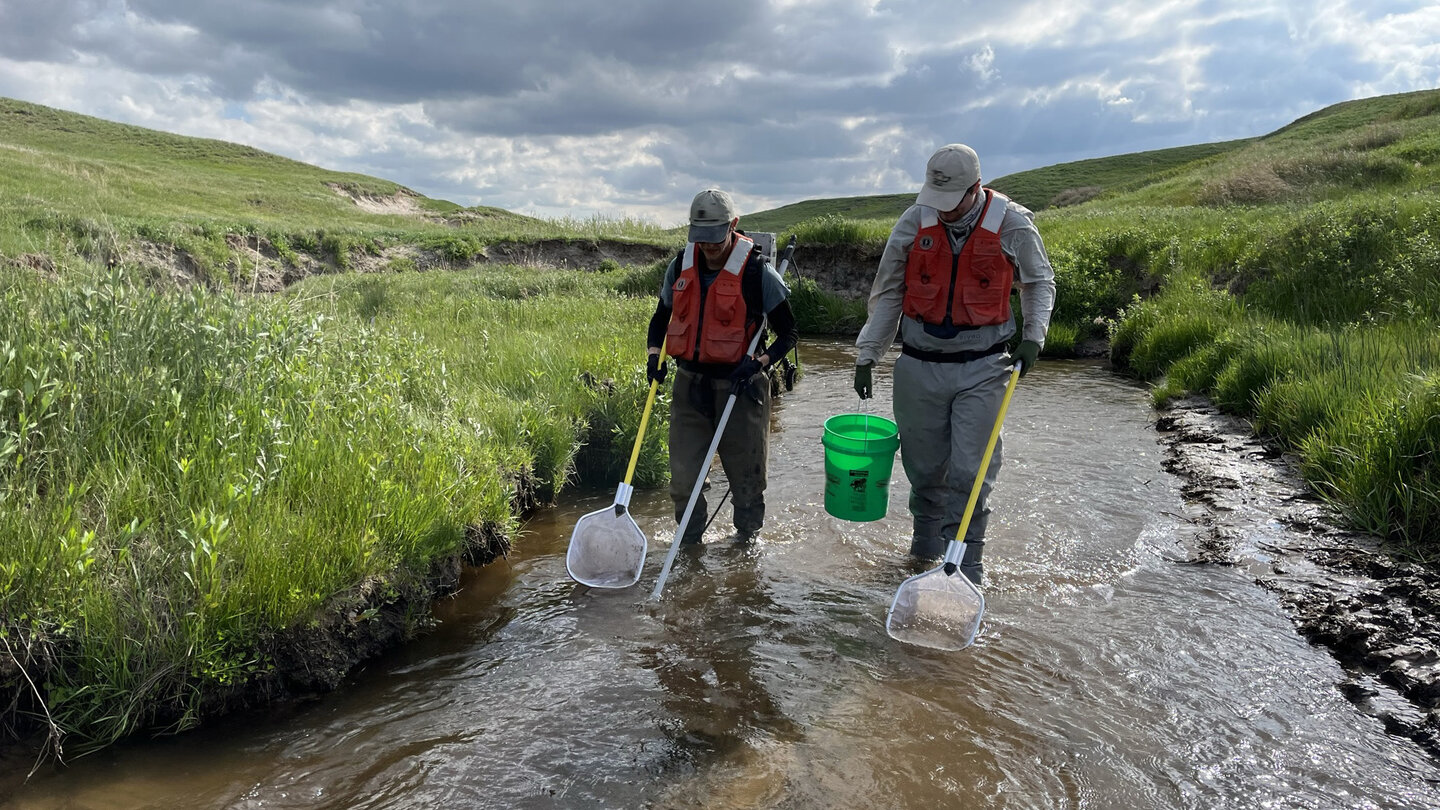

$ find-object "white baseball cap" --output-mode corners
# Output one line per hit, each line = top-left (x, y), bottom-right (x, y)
(915, 144), (981, 211)
(688, 188), (737, 243)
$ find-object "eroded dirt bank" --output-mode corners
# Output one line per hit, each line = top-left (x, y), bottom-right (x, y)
(14, 233), (885, 298)
(1155, 395), (1440, 756)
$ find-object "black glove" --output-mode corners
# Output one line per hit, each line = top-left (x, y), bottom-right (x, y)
(1013, 340), (1040, 377)
(728, 356), (764, 394)
(646, 353), (667, 386)
(854, 363), (873, 399)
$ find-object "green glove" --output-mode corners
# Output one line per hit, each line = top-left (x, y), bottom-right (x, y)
(1013, 340), (1041, 377)
(853, 362), (873, 399)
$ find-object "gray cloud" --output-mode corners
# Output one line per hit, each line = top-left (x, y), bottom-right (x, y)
(1, 0), (1437, 221)
(0, 0), (105, 61)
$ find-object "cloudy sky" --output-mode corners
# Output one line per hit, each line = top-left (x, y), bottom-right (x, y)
(2, 1), (1438, 224)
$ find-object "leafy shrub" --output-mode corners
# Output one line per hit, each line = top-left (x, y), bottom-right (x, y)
(265, 231), (298, 266)
(610, 257), (670, 298)
(1388, 132), (1440, 166)
(422, 233), (482, 263)
(1237, 198), (1440, 325)
(384, 256), (417, 274)
(320, 233), (351, 270)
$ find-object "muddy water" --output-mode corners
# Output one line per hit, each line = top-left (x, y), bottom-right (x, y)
(9, 341), (1440, 809)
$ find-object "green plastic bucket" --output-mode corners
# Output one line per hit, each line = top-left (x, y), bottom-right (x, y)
(822, 413), (900, 522)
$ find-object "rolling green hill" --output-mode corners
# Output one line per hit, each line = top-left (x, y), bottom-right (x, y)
(745, 87), (1440, 233)
(0, 97), (672, 277)
(744, 140), (1252, 233)
(0, 97), (477, 227)
(738, 193), (917, 234)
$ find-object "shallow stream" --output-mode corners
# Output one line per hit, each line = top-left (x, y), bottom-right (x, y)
(8, 340), (1439, 809)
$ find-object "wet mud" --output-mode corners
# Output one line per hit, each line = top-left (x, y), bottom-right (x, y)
(1155, 395), (1440, 756)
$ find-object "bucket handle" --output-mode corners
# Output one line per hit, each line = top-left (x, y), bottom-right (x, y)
(855, 393), (875, 441)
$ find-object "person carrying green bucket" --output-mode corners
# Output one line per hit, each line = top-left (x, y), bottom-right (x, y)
(851, 143), (1056, 587)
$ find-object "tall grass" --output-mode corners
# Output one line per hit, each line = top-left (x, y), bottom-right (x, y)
(781, 214), (893, 248)
(786, 276), (869, 335)
(302, 267), (671, 495)
(1112, 279), (1440, 550)
(0, 261), (663, 752)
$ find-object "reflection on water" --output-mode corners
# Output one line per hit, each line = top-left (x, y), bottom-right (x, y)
(638, 546), (804, 798)
(7, 341), (1440, 809)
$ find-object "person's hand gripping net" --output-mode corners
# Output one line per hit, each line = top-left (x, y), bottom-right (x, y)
(646, 353), (668, 386)
(728, 355), (765, 402)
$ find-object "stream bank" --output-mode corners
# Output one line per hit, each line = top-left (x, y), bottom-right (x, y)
(1155, 395), (1440, 757)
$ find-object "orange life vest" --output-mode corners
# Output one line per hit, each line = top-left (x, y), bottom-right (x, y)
(901, 189), (1014, 327)
(665, 233), (758, 365)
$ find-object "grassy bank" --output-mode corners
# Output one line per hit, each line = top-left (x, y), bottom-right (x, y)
(1105, 199), (1440, 551)
(1, 261), (664, 754)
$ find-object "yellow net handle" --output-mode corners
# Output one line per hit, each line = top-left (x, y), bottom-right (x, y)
(623, 337), (666, 485)
(952, 363), (1022, 545)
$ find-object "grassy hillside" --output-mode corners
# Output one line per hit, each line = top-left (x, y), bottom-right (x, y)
(987, 141), (1251, 210)
(0, 97), (674, 280)
(743, 141), (1251, 232)
(739, 193), (916, 234)
(0, 99), (459, 222)
(747, 88), (1440, 233)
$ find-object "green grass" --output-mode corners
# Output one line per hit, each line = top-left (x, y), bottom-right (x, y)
(778, 215), (894, 248)
(740, 194), (916, 234)
(1113, 279), (1440, 550)
(0, 261), (665, 752)
(988, 141), (1254, 211)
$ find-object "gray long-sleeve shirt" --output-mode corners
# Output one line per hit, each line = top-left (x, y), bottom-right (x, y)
(855, 195), (1057, 366)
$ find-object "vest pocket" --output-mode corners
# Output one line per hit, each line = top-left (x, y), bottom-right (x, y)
(667, 282), (696, 358)
(959, 245), (1009, 325)
(702, 285), (746, 363)
(666, 319), (693, 359)
(903, 265), (947, 323)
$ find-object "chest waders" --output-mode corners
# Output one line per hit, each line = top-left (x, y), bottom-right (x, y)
(885, 359), (1023, 650)
(651, 236), (796, 600)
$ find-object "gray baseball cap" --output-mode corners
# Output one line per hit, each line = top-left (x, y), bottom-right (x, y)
(688, 188), (737, 243)
(916, 144), (981, 211)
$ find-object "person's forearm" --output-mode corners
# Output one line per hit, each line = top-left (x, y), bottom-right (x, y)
(1018, 278), (1056, 345)
(856, 252), (905, 365)
(761, 300), (798, 364)
(647, 301), (671, 350)
(856, 211), (916, 365)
